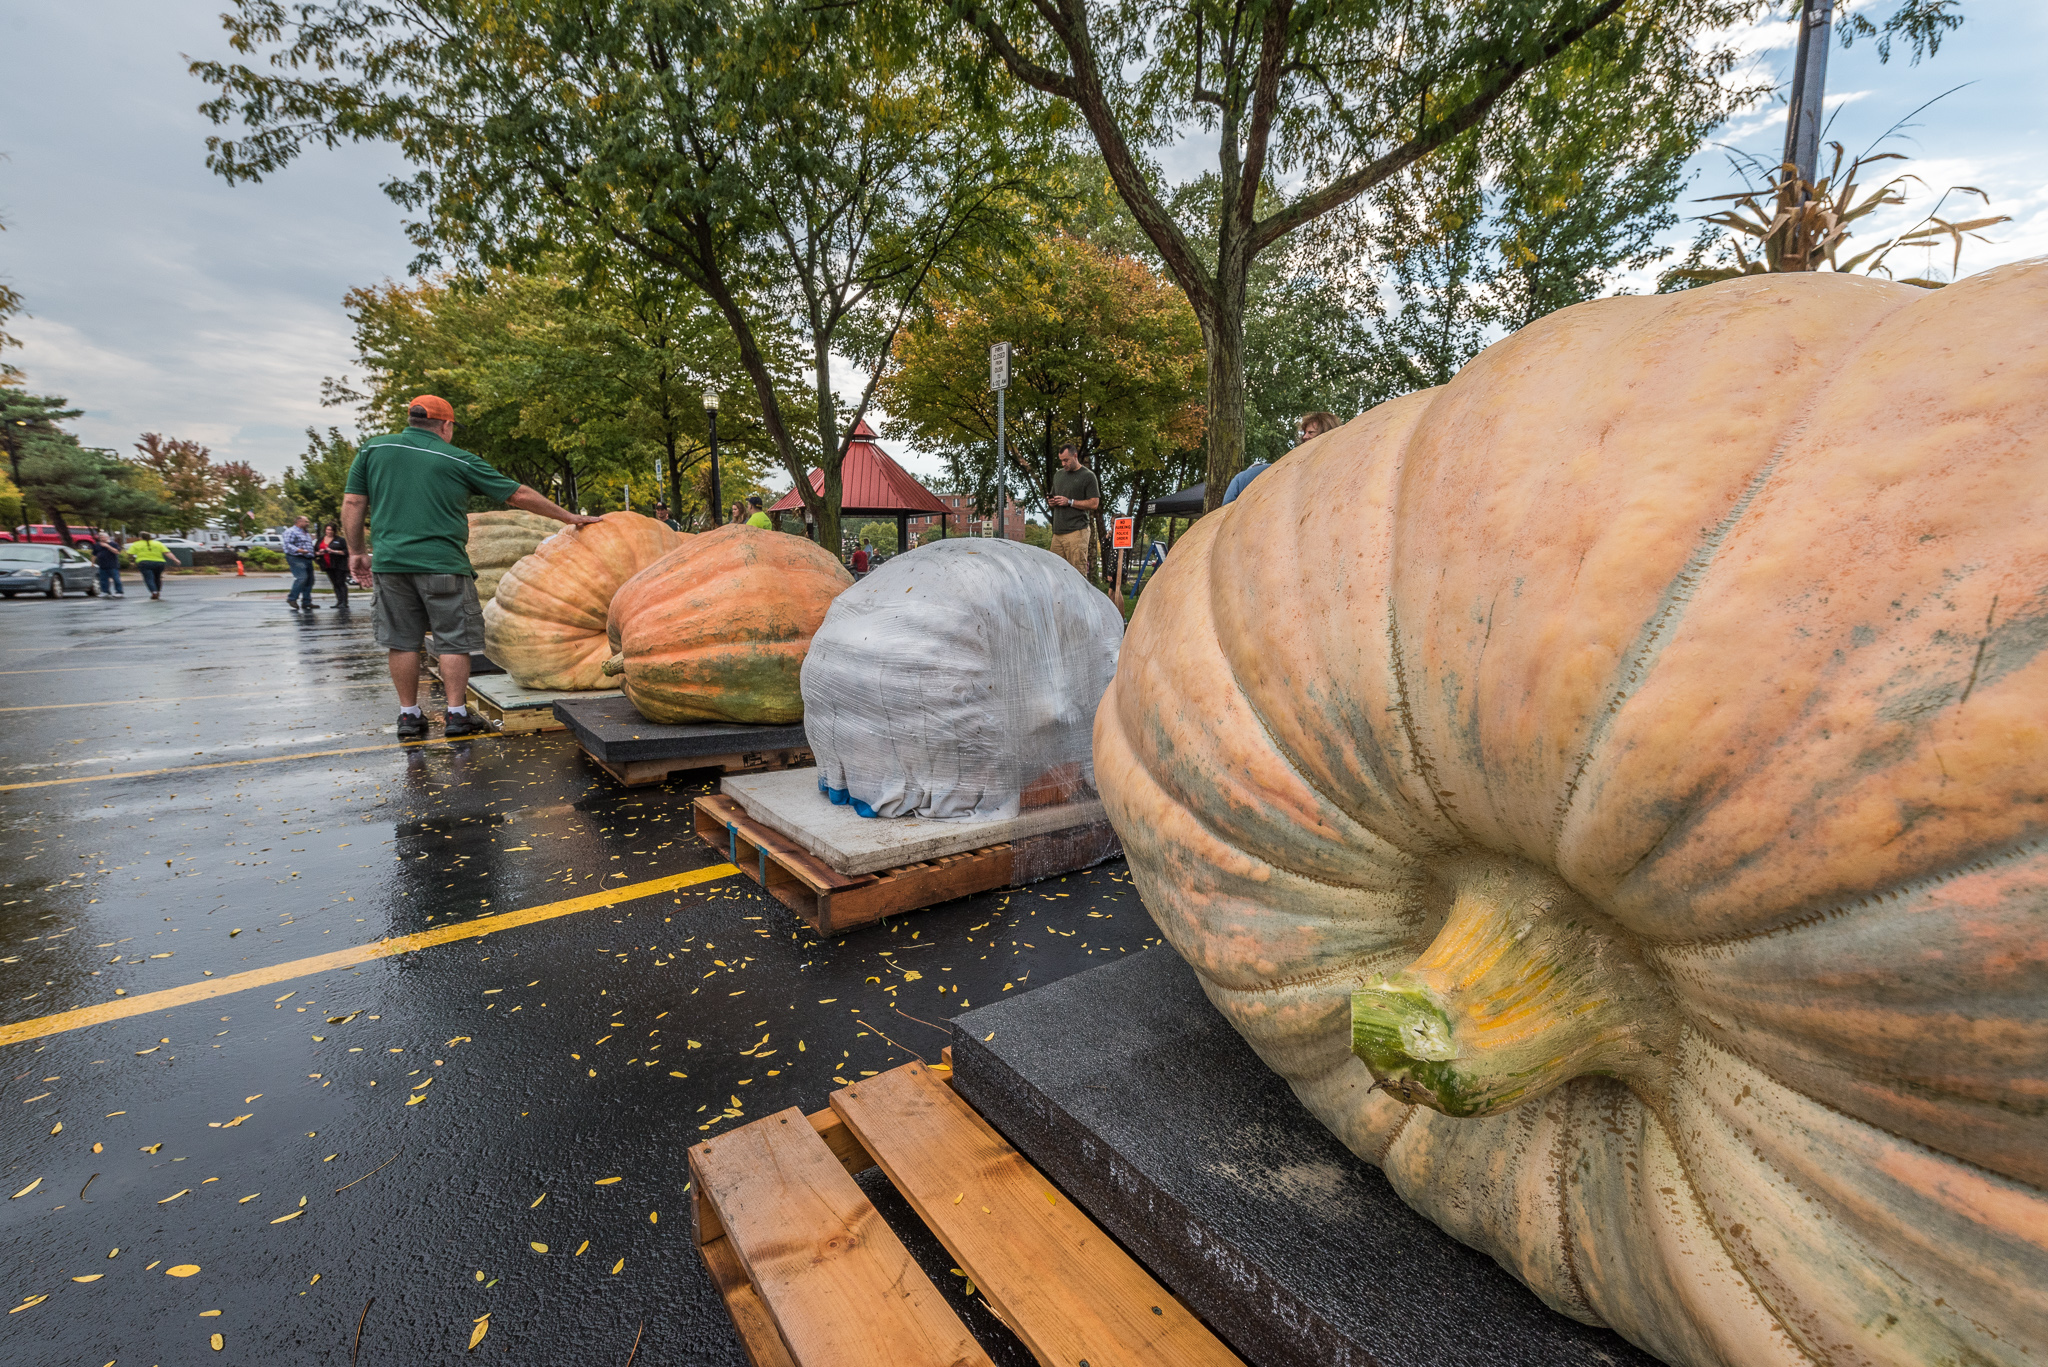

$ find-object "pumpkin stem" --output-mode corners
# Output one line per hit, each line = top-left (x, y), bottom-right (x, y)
(602, 652), (625, 677)
(1351, 854), (1676, 1117)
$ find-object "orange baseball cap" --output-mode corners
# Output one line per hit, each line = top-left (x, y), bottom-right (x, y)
(407, 394), (455, 422)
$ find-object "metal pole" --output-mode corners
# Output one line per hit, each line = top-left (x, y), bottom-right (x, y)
(996, 385), (1006, 540)
(1783, 2), (1834, 190)
(708, 407), (722, 527)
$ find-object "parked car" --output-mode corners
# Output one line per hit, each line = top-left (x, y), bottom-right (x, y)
(12, 524), (106, 546)
(234, 533), (286, 553)
(0, 543), (100, 598)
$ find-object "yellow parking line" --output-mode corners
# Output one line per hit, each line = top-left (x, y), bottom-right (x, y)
(0, 863), (740, 1047)
(0, 734), (512, 792)
(0, 686), (362, 713)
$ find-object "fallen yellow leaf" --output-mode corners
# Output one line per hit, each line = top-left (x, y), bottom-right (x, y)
(405, 1094), (426, 1106)
(468, 1319), (488, 1351)
(159, 1190), (191, 1204)
(593, 1177), (622, 1186)
(529, 1193), (546, 1208)
(575, 1241), (589, 1256)
(211, 1332), (224, 1350)
(10, 1178), (41, 1199)
(529, 1242), (548, 1254)
(648, 1211), (658, 1224)
(48, 1122), (61, 1136)
(238, 1193), (259, 1203)
(611, 1258), (624, 1275)
(9, 1294), (48, 1313)
(269, 1210), (302, 1224)
(71, 1274), (103, 1283)
(166, 1264), (201, 1277)
(201, 1309), (222, 1317)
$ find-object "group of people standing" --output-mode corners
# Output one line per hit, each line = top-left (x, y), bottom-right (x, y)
(84, 531), (173, 600)
(282, 514), (356, 612)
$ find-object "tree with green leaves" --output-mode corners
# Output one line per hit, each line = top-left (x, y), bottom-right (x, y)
(193, 0), (1056, 552)
(1, 392), (84, 530)
(329, 265), (781, 523)
(282, 426), (357, 529)
(878, 230), (1204, 576)
(214, 461), (283, 537)
(946, 0), (1967, 508)
(0, 209), (25, 388)
(18, 439), (171, 543)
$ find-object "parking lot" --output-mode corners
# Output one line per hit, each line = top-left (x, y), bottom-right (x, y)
(0, 574), (1157, 1364)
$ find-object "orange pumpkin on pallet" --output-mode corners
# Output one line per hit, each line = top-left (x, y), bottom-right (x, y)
(482, 511), (683, 690)
(1096, 263), (2048, 1367)
(466, 509), (559, 605)
(605, 524), (851, 724)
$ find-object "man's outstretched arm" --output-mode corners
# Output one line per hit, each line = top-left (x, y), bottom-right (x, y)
(509, 486), (605, 527)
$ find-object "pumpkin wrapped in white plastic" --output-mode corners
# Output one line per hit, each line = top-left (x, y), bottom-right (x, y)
(801, 538), (1121, 821)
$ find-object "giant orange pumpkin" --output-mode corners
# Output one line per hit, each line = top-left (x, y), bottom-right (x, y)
(1096, 264), (2048, 1367)
(604, 524), (851, 724)
(482, 511), (683, 690)
(466, 509), (559, 605)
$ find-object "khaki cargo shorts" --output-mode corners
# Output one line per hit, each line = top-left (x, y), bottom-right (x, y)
(1050, 528), (1093, 579)
(373, 572), (484, 653)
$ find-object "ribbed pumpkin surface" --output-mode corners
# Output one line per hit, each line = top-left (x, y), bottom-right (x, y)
(482, 511), (683, 690)
(466, 509), (559, 605)
(606, 524), (850, 724)
(1097, 264), (2048, 1367)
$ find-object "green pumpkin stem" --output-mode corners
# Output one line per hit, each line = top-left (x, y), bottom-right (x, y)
(1351, 854), (1677, 1118)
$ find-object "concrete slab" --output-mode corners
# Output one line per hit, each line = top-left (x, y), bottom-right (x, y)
(552, 692), (808, 763)
(467, 672), (611, 714)
(720, 766), (1108, 876)
(948, 948), (1663, 1367)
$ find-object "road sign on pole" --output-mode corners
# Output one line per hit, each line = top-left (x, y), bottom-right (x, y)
(992, 341), (1011, 541)
(1112, 517), (1135, 550)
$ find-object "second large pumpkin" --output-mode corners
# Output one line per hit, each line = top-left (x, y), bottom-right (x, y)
(482, 511), (683, 690)
(605, 525), (851, 724)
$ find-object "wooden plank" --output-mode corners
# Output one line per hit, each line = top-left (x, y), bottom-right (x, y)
(819, 847), (1014, 934)
(832, 1064), (1242, 1367)
(810, 1107), (877, 1176)
(691, 1105), (993, 1367)
(699, 1234), (800, 1367)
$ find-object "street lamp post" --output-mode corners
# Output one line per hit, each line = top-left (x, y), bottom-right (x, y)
(705, 392), (722, 528)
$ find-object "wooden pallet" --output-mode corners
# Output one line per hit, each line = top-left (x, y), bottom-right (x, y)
(464, 685), (566, 735)
(691, 1059), (1242, 1367)
(692, 793), (1121, 935)
(595, 746), (812, 787)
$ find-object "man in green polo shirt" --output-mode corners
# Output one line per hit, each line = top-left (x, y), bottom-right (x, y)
(343, 395), (600, 739)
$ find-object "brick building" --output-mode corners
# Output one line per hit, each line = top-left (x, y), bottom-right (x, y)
(908, 493), (1027, 543)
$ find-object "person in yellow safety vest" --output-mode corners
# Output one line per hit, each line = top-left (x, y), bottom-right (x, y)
(128, 533), (173, 599)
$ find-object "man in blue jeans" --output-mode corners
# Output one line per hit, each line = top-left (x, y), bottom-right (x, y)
(282, 515), (318, 610)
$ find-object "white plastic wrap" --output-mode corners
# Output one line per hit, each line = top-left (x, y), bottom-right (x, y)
(800, 538), (1124, 821)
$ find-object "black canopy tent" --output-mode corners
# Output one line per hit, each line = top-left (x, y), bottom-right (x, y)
(1145, 483), (1206, 518)
(1144, 481), (1207, 553)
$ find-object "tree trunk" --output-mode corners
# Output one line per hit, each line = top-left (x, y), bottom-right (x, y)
(1199, 285), (1248, 514)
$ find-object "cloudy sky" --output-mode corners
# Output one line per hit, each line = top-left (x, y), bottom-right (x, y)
(3, 1), (2043, 484)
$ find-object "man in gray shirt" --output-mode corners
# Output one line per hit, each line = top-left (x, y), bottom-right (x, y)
(1047, 444), (1100, 582)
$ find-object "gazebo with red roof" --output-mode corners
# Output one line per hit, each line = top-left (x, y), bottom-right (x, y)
(768, 419), (953, 553)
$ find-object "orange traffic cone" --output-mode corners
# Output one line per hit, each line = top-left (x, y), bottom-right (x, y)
(236, 558), (246, 576)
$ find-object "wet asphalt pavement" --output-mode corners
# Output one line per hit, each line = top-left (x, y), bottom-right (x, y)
(0, 573), (1162, 1365)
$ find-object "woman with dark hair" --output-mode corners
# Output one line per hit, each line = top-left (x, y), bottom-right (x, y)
(314, 522), (352, 610)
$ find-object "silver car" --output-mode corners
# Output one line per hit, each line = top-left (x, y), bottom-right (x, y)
(0, 543), (100, 598)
